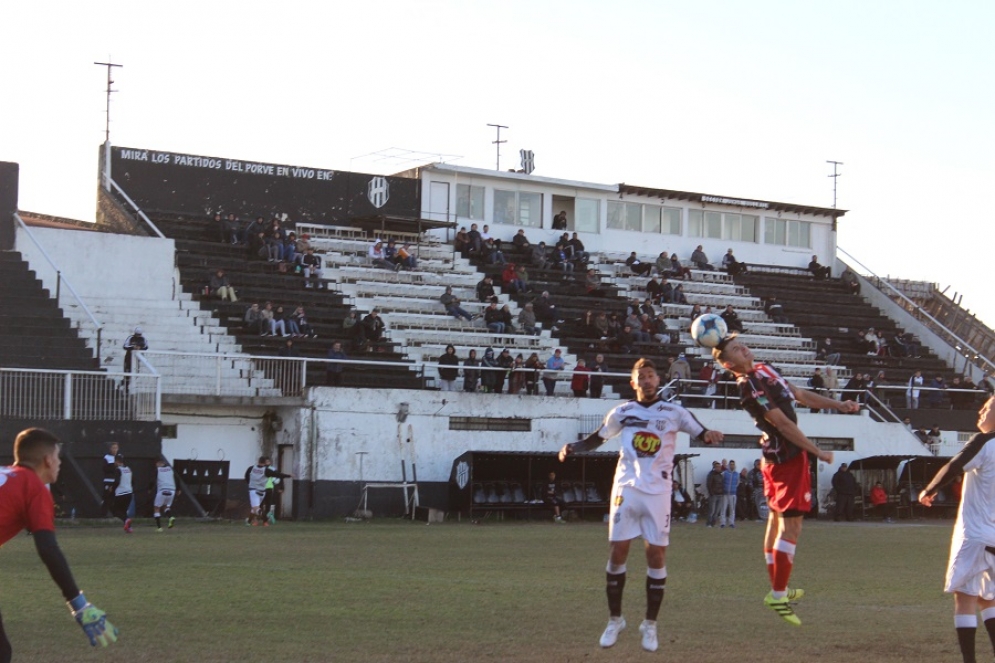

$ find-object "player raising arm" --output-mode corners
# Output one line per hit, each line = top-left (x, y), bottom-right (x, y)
(0, 428), (118, 661)
(919, 396), (995, 663)
(559, 358), (723, 652)
(713, 337), (858, 626)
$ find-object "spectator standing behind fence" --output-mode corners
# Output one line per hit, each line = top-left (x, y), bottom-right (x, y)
(907, 371), (924, 409)
(462, 350), (480, 393)
(326, 341), (346, 387)
(123, 327), (148, 375)
(495, 349), (513, 394)
(437, 345), (460, 392)
(480, 348), (499, 393)
(706, 461), (724, 527)
(721, 460), (739, 528)
(571, 358), (591, 397)
(928, 376), (947, 408)
(524, 352), (542, 395)
(508, 354), (527, 395)
(589, 354), (608, 399)
(543, 349), (566, 396)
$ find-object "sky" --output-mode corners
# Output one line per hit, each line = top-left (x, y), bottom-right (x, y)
(2, 1), (993, 327)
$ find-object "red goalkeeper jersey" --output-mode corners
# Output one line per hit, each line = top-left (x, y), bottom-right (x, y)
(0, 465), (55, 546)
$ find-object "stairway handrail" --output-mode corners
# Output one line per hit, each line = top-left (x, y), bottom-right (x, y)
(838, 246), (995, 375)
(107, 178), (166, 239)
(13, 213), (104, 358)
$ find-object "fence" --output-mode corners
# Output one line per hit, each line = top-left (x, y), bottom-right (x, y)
(0, 367), (160, 421)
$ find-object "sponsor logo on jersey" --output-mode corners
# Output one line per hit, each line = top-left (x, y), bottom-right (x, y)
(621, 416), (650, 428)
(614, 494), (624, 506)
(632, 431), (662, 457)
(804, 491), (812, 504)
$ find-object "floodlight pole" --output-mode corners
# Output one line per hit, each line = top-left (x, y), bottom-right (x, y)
(827, 160), (843, 209)
(94, 60), (123, 143)
(487, 123), (508, 171)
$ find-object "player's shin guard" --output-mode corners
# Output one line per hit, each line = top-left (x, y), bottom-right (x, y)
(771, 537), (796, 596)
(645, 567), (667, 621)
(956, 614), (977, 663)
(606, 563), (627, 618)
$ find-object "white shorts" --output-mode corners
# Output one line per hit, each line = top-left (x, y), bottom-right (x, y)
(153, 490), (175, 509)
(608, 484), (671, 547)
(946, 539), (995, 599)
(248, 490), (266, 509)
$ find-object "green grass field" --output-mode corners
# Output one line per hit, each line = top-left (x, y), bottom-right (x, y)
(0, 517), (967, 662)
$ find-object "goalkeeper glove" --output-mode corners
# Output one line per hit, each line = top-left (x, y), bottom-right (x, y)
(68, 592), (119, 647)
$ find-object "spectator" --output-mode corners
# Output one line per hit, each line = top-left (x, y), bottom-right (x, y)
(722, 249), (747, 276)
(326, 341), (347, 386)
(438, 345), (460, 392)
(654, 252), (672, 277)
(625, 311), (649, 343)
(518, 303), (539, 336)
(555, 233), (574, 260)
(543, 349), (566, 396)
(524, 352), (543, 395)
(689, 303), (704, 320)
(646, 276), (664, 304)
(671, 284), (688, 305)
(616, 324), (636, 355)
(764, 296), (788, 324)
(808, 368), (826, 413)
(271, 305), (289, 337)
(748, 459), (765, 521)
(840, 267), (860, 295)
(816, 337), (840, 365)
(266, 229), (284, 262)
(589, 353), (608, 399)
(552, 210), (568, 230)
(209, 269), (238, 302)
(362, 310), (386, 345)
(495, 348), (514, 393)
(825, 367), (840, 403)
(291, 306), (316, 338)
(585, 269), (606, 297)
(467, 223), (482, 256)
(514, 264), (531, 294)
(928, 376), (947, 408)
(482, 238), (507, 265)
(571, 358), (591, 397)
(867, 371), (887, 404)
(512, 228), (531, 250)
(244, 303), (265, 335)
(721, 305), (744, 334)
(475, 276), (496, 303)
(247, 230), (268, 261)
(301, 248), (323, 289)
(483, 301), (505, 334)
(673, 480), (694, 522)
(691, 245), (715, 270)
(706, 460), (724, 527)
(259, 302), (276, 337)
(382, 239), (400, 270)
(640, 298), (656, 318)
(569, 233), (589, 263)
(831, 463), (857, 522)
(501, 262), (524, 294)
(441, 286), (474, 322)
(669, 253), (692, 280)
(531, 242), (551, 270)
(368, 240), (392, 270)
(455, 226), (470, 257)
(864, 328), (880, 355)
(651, 313), (672, 344)
(480, 348), (499, 393)
(549, 243), (574, 275)
(670, 353), (692, 382)
(396, 243), (417, 270)
(926, 424), (943, 446)
(123, 326), (148, 377)
(808, 255), (831, 280)
(500, 304), (516, 334)
(625, 252), (653, 276)
(949, 377), (974, 410)
(462, 349), (480, 393)
(508, 354), (528, 395)
(283, 232), (300, 264)
(294, 233), (312, 264)
(721, 460), (739, 528)
(868, 481), (893, 522)
(534, 291), (559, 327)
(906, 370), (924, 409)
(278, 338), (299, 357)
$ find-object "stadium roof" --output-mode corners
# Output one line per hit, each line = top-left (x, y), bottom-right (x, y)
(619, 184), (847, 218)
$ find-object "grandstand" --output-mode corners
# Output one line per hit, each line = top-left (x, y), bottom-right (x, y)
(0, 146), (991, 519)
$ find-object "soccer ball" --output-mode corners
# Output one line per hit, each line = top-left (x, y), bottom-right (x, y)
(690, 314), (729, 348)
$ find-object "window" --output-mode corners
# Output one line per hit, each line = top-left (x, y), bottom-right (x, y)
(493, 190), (516, 225)
(608, 201), (651, 232)
(518, 192), (543, 228)
(456, 184), (484, 220)
(662, 208), (681, 235)
(765, 217), (811, 248)
(493, 190), (542, 227)
(161, 424), (178, 439)
(575, 198), (600, 233)
(691, 209), (758, 242)
(643, 205), (661, 234)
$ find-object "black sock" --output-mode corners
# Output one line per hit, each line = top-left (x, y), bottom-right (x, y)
(155, 515), (161, 528)
(646, 575), (666, 621)
(984, 617), (995, 658)
(957, 627), (976, 663)
(606, 572), (626, 618)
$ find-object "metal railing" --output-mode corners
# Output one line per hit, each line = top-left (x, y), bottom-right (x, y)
(108, 178), (166, 239)
(13, 213), (104, 358)
(0, 367), (160, 421)
(838, 247), (995, 375)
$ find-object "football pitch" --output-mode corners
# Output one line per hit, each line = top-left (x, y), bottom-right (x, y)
(0, 517), (963, 662)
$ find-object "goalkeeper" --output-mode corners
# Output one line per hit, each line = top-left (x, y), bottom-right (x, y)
(0, 428), (118, 661)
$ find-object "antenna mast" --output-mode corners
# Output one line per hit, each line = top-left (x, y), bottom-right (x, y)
(487, 123), (508, 171)
(94, 60), (123, 143)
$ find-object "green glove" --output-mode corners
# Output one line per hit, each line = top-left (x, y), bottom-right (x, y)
(68, 592), (119, 647)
